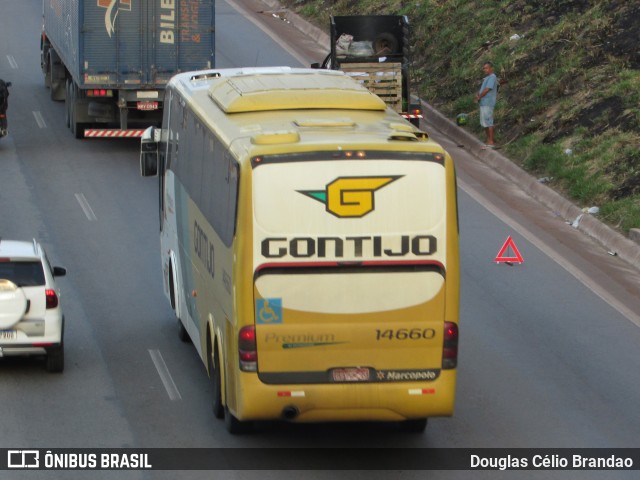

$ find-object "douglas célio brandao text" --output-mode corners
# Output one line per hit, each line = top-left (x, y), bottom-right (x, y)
(470, 454), (634, 470)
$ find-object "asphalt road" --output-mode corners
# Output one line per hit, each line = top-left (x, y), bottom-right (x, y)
(1, 1), (639, 479)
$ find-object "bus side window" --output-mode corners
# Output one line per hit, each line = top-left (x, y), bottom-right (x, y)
(225, 156), (239, 244)
(161, 90), (172, 171)
(187, 116), (204, 206)
(169, 95), (181, 168)
(201, 132), (237, 247)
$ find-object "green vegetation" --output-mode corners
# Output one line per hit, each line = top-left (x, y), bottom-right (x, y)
(281, 0), (640, 234)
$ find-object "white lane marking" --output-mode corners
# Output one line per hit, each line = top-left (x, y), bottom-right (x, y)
(74, 193), (97, 221)
(33, 111), (47, 129)
(7, 55), (18, 69)
(459, 178), (640, 328)
(149, 349), (182, 401)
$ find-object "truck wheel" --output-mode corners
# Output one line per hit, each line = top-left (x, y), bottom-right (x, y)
(65, 80), (71, 128)
(69, 86), (77, 136)
(49, 65), (57, 100)
(42, 43), (51, 89)
(48, 52), (65, 101)
(373, 32), (399, 55)
(70, 83), (85, 139)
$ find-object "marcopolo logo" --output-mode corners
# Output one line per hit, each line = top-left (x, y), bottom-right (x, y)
(299, 176), (402, 218)
(97, 0), (132, 38)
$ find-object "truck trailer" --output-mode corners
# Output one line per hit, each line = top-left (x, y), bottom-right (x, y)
(41, 0), (214, 138)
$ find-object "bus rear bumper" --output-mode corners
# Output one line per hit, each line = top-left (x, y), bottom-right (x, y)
(233, 370), (457, 422)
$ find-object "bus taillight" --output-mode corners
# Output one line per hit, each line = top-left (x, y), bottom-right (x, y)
(442, 322), (458, 369)
(238, 326), (257, 372)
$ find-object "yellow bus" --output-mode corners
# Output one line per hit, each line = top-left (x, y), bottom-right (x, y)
(140, 67), (460, 433)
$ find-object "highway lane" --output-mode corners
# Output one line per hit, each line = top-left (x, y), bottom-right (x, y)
(1, 0), (640, 479)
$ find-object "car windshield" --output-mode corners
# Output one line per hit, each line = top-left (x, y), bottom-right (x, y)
(0, 261), (45, 286)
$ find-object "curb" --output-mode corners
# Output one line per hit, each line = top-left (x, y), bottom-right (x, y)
(422, 101), (640, 267)
(260, 0), (640, 268)
(260, 0), (330, 46)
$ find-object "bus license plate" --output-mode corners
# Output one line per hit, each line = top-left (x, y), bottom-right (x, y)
(137, 101), (158, 111)
(0, 330), (17, 340)
(332, 367), (370, 382)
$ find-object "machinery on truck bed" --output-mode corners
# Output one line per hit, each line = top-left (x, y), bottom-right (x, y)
(41, 0), (214, 139)
(313, 15), (423, 127)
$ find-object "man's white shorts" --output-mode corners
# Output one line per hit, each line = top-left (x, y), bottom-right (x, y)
(480, 106), (494, 128)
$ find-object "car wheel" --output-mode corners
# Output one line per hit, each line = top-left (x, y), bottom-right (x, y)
(208, 343), (224, 419)
(46, 342), (64, 373)
(399, 418), (427, 433)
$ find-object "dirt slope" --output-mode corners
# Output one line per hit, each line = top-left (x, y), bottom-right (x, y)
(281, 0), (640, 234)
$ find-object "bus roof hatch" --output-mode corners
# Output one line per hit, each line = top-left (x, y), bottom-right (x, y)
(208, 71), (387, 114)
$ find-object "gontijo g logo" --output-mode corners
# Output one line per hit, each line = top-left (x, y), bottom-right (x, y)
(298, 176), (402, 218)
(97, 0), (132, 38)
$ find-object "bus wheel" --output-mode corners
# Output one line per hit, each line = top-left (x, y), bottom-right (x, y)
(399, 418), (428, 433)
(170, 269), (189, 343)
(177, 320), (189, 342)
(208, 343), (224, 419)
(224, 406), (253, 434)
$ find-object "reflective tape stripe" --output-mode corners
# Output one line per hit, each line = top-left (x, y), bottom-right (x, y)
(277, 391), (305, 397)
(84, 129), (145, 138)
(408, 388), (436, 395)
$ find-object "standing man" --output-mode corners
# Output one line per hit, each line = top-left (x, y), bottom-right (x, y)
(475, 62), (498, 147)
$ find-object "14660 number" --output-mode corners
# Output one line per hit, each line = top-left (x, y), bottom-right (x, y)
(375, 328), (436, 341)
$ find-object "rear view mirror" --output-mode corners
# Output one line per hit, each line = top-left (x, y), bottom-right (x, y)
(53, 266), (66, 277)
(140, 126), (159, 177)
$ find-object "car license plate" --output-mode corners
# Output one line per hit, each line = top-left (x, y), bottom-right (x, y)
(137, 101), (158, 111)
(332, 367), (370, 382)
(0, 330), (17, 340)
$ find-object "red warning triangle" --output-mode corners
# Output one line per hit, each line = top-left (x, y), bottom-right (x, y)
(495, 235), (524, 264)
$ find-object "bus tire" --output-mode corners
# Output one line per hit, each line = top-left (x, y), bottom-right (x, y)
(170, 267), (189, 343)
(224, 406), (253, 434)
(178, 319), (189, 342)
(208, 342), (224, 419)
(399, 418), (428, 433)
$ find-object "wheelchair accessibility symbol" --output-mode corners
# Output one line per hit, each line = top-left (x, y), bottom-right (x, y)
(256, 298), (283, 324)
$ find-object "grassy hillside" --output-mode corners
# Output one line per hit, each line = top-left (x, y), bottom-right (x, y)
(281, 0), (640, 234)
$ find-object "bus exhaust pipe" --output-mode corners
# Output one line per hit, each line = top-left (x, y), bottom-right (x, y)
(282, 406), (299, 420)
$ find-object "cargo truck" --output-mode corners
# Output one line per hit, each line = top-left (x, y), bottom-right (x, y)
(41, 0), (214, 138)
(312, 15), (423, 127)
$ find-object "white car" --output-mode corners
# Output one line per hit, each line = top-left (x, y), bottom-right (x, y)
(0, 239), (66, 372)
